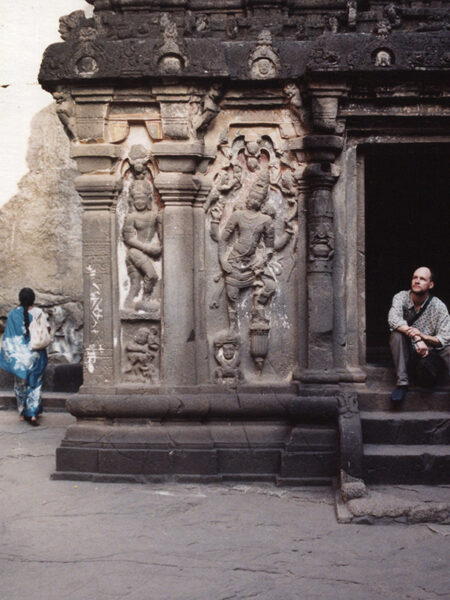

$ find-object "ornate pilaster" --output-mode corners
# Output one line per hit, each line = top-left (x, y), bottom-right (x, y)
(299, 85), (347, 382)
(75, 173), (123, 390)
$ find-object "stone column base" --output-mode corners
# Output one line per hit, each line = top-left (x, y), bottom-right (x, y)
(53, 392), (339, 484)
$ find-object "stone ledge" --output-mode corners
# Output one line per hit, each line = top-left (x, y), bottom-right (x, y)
(335, 484), (450, 525)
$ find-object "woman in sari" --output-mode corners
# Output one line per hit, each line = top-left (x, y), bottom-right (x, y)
(0, 288), (48, 425)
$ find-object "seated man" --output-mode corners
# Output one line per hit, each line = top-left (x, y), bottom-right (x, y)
(388, 266), (450, 402)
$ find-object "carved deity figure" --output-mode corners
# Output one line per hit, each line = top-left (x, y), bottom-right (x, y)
(123, 180), (162, 311)
(125, 326), (159, 382)
(219, 169), (276, 329)
(213, 332), (241, 388)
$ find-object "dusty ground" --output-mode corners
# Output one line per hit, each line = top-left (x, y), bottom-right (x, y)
(0, 411), (449, 600)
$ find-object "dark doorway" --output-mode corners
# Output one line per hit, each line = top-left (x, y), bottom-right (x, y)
(365, 144), (450, 363)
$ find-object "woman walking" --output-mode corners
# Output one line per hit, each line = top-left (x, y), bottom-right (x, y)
(0, 288), (49, 425)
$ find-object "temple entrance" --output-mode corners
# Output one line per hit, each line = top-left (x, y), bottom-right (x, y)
(365, 144), (450, 363)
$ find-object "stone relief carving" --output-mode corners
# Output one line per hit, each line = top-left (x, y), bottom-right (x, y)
(157, 13), (188, 74)
(46, 302), (84, 364)
(53, 90), (77, 140)
(59, 11), (86, 41)
(192, 84), (223, 139)
(283, 83), (309, 132)
(72, 25), (105, 78)
(122, 178), (162, 313)
(124, 325), (160, 382)
(249, 30), (280, 80)
(123, 144), (152, 180)
(206, 134), (298, 375)
(213, 331), (241, 389)
(374, 49), (394, 67)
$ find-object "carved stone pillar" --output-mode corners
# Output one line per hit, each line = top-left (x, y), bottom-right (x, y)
(75, 173), (122, 391)
(303, 162), (338, 380)
(300, 86), (346, 382)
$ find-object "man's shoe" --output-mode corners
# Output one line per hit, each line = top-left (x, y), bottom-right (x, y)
(391, 386), (408, 404)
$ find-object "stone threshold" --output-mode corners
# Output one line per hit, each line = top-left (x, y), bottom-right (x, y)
(335, 483), (450, 525)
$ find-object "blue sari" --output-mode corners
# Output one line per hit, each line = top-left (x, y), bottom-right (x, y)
(0, 307), (48, 418)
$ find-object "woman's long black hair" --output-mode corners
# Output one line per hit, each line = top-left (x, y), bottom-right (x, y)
(19, 288), (35, 339)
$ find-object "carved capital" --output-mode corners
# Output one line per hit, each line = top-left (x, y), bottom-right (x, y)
(154, 172), (200, 206)
(75, 173), (123, 209)
(152, 141), (215, 174)
(70, 143), (123, 174)
(306, 84), (349, 134)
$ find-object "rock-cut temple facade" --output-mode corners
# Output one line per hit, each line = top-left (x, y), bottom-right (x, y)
(38, 0), (450, 491)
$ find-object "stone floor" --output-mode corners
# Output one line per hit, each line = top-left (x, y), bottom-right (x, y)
(0, 411), (449, 600)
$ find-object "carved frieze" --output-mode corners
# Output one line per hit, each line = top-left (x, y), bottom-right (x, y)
(40, 2), (450, 88)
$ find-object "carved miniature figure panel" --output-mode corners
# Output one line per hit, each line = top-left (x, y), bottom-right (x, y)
(204, 110), (302, 385)
(122, 322), (160, 384)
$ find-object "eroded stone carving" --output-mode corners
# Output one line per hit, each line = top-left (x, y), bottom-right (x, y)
(213, 331), (241, 388)
(47, 302), (83, 364)
(125, 325), (160, 382)
(53, 90), (77, 140)
(59, 10), (86, 41)
(124, 144), (151, 180)
(192, 84), (223, 139)
(157, 13), (187, 74)
(206, 134), (298, 374)
(73, 25), (104, 77)
(375, 49), (393, 67)
(249, 30), (280, 80)
(122, 179), (162, 312)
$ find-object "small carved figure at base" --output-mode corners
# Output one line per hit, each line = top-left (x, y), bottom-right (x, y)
(213, 331), (241, 388)
(125, 327), (159, 382)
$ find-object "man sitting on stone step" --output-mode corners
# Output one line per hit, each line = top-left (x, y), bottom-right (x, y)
(388, 266), (450, 403)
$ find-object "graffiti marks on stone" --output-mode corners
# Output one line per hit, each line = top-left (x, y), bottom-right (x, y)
(86, 264), (103, 335)
(85, 343), (103, 374)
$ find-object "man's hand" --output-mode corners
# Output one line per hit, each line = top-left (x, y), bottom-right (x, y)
(406, 326), (422, 339)
(415, 340), (429, 357)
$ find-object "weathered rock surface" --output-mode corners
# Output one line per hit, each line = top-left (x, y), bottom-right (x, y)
(0, 104), (83, 367)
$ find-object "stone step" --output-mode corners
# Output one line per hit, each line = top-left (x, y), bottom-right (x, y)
(361, 411), (450, 445)
(363, 444), (450, 484)
(0, 391), (68, 412)
(357, 389), (450, 411)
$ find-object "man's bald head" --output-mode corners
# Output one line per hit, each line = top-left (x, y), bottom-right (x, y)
(411, 267), (434, 297)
